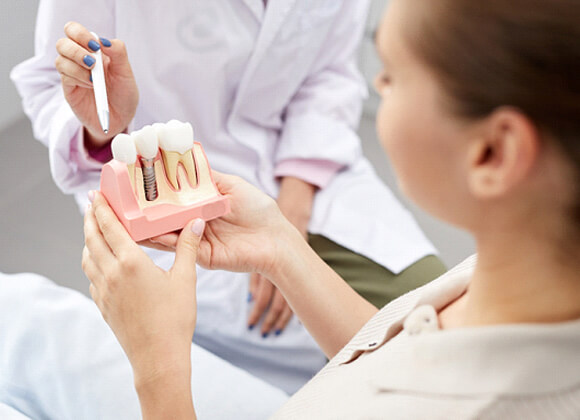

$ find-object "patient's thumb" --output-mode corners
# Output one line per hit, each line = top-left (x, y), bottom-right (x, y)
(173, 219), (205, 279)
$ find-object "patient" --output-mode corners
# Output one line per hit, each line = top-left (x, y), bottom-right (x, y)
(83, 0), (580, 418)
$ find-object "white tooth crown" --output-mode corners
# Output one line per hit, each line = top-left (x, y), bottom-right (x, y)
(132, 125), (159, 159)
(111, 133), (137, 164)
(152, 122), (166, 140)
(159, 120), (194, 154)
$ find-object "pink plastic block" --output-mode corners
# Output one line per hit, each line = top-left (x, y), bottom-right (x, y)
(100, 142), (230, 242)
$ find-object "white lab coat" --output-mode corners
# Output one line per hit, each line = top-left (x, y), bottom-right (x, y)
(12, 0), (436, 394)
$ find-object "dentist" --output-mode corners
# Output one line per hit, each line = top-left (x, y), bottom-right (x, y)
(11, 0), (444, 394)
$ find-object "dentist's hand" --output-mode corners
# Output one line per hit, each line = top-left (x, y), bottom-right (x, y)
(83, 191), (202, 385)
(55, 21), (138, 149)
(247, 177), (316, 337)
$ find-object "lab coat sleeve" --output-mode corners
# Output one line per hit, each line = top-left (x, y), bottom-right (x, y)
(10, 0), (115, 195)
(273, 158), (342, 189)
(274, 0), (371, 186)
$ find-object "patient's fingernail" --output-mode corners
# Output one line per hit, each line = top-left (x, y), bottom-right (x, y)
(100, 37), (112, 47)
(247, 292), (253, 302)
(262, 332), (269, 339)
(191, 219), (205, 236)
(88, 39), (100, 51)
(88, 190), (96, 202)
(275, 329), (282, 336)
(248, 324), (255, 331)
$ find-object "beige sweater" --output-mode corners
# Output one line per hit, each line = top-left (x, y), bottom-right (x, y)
(273, 255), (580, 419)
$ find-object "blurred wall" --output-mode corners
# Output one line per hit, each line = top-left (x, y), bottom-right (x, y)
(0, 2), (39, 132)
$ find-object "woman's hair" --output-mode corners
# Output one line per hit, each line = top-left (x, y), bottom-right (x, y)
(404, 0), (580, 223)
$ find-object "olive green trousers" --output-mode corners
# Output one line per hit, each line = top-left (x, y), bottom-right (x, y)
(308, 234), (447, 309)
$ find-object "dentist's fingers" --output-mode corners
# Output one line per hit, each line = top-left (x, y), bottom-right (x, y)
(247, 275), (274, 331)
(55, 55), (93, 88)
(97, 37), (134, 79)
(61, 21), (133, 85)
(91, 191), (139, 257)
(59, 72), (93, 90)
(97, 36), (127, 61)
(63, 21), (101, 52)
(260, 290), (293, 336)
(56, 36), (97, 70)
(273, 305), (294, 334)
(248, 273), (259, 302)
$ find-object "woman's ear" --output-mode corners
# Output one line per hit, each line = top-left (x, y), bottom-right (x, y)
(467, 107), (540, 200)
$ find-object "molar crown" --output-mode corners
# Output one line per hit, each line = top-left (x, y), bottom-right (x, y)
(159, 120), (194, 154)
(158, 120), (197, 190)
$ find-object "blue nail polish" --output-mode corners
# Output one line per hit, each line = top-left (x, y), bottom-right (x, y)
(88, 39), (100, 51)
(247, 292), (253, 303)
(83, 55), (96, 67)
(248, 324), (255, 331)
(89, 74), (92, 82)
(262, 332), (269, 339)
(275, 329), (282, 336)
(100, 37), (112, 47)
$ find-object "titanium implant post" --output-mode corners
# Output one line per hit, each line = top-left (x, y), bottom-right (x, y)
(140, 158), (158, 201)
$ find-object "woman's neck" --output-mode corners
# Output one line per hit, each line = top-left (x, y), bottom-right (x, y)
(440, 227), (580, 329)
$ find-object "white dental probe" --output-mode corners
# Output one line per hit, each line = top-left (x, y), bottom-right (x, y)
(90, 31), (109, 134)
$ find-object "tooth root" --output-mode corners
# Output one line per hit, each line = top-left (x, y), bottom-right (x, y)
(161, 150), (181, 190)
(127, 163), (136, 190)
(179, 151), (197, 187)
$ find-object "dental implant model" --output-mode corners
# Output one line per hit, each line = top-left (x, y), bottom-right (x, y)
(132, 125), (159, 201)
(99, 120), (230, 241)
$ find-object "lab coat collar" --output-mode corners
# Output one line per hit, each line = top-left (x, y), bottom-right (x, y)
(241, 0), (266, 22)
(231, 0), (298, 114)
(254, 0), (297, 56)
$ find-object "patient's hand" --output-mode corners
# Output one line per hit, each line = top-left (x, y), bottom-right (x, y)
(143, 171), (300, 279)
(83, 191), (202, 386)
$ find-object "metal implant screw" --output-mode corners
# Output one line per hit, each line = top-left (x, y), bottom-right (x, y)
(141, 159), (158, 201)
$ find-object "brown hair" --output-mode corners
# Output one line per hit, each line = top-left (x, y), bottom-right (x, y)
(404, 0), (580, 221)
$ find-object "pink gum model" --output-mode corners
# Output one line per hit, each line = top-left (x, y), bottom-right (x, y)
(100, 142), (230, 242)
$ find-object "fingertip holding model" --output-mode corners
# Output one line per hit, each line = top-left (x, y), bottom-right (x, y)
(191, 219), (205, 237)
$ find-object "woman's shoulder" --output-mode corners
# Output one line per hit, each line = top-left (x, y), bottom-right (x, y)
(329, 255), (476, 366)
